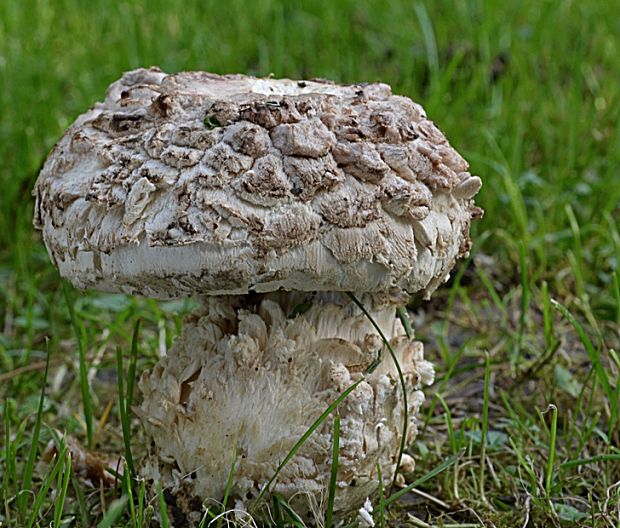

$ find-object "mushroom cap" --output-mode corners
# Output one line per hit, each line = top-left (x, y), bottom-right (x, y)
(34, 67), (482, 299)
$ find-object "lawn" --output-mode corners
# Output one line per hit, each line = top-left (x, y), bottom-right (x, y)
(1, 0), (619, 526)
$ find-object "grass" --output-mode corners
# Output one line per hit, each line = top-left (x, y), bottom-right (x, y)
(252, 378), (364, 510)
(348, 292), (410, 492)
(1, 0), (619, 526)
(325, 416), (340, 528)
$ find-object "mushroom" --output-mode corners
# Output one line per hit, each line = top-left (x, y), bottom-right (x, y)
(33, 67), (482, 522)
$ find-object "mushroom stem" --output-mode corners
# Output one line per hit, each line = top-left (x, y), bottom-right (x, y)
(138, 291), (434, 522)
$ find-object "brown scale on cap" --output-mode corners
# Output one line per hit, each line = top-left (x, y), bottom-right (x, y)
(34, 67), (482, 298)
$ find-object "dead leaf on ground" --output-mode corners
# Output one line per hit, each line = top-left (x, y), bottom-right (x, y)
(42, 434), (124, 488)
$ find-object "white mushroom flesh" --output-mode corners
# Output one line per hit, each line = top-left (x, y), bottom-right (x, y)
(138, 292), (433, 520)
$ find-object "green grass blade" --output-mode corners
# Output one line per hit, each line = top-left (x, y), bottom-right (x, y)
(217, 446), (237, 528)
(614, 271), (620, 325)
(97, 495), (129, 528)
(396, 306), (414, 339)
(27, 443), (68, 528)
(2, 400), (14, 521)
(71, 473), (90, 527)
(436, 394), (457, 455)
(543, 404), (558, 498)
(272, 493), (305, 527)
(126, 319), (141, 414)
(62, 282), (94, 449)
(347, 293), (408, 492)
(137, 477), (146, 528)
(376, 463), (385, 528)
(53, 450), (72, 528)
(475, 267), (508, 322)
(122, 463), (135, 528)
(479, 352), (490, 502)
(384, 451), (463, 507)
(271, 494), (284, 528)
(198, 507), (216, 528)
(325, 415), (340, 528)
(541, 281), (556, 352)
(515, 242), (529, 368)
(156, 481), (171, 528)
(18, 340), (50, 520)
(2, 398), (12, 499)
(551, 300), (618, 437)
(560, 453), (620, 469)
(565, 204), (585, 297)
(413, 2), (439, 83)
(116, 346), (136, 480)
(508, 438), (538, 494)
(252, 379), (363, 509)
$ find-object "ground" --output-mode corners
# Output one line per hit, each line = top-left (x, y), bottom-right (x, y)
(1, 0), (619, 526)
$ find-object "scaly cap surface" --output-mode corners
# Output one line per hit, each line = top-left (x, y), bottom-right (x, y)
(34, 67), (482, 298)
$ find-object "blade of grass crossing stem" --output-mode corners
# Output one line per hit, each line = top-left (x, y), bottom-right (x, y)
(552, 300), (618, 437)
(18, 340), (50, 521)
(251, 379), (363, 509)
(480, 352), (490, 503)
(97, 495), (129, 528)
(375, 463), (385, 528)
(384, 451), (462, 507)
(325, 415), (340, 528)
(544, 404), (558, 499)
(63, 282), (94, 448)
(157, 480), (171, 528)
(347, 292), (408, 492)
(217, 447), (237, 528)
(396, 306), (414, 339)
(116, 346), (136, 480)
